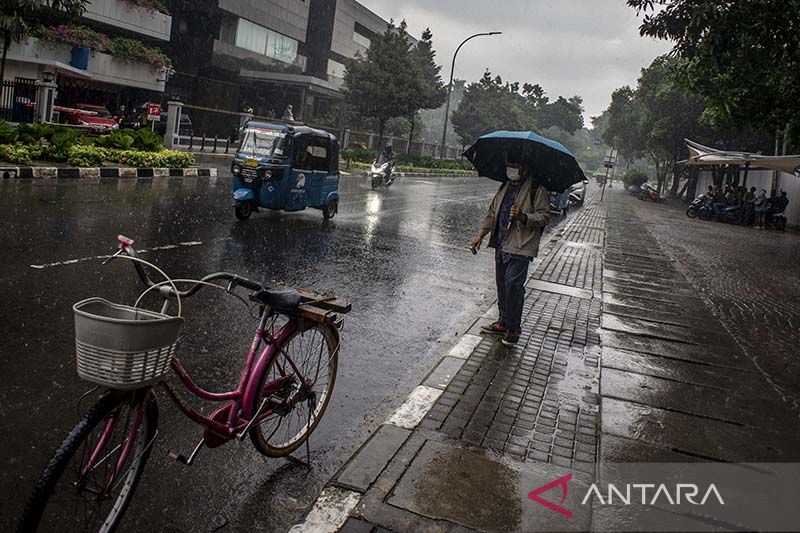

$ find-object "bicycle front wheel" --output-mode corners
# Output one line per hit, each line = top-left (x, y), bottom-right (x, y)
(250, 323), (338, 457)
(18, 389), (158, 533)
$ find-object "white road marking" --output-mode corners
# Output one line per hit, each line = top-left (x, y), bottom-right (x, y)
(386, 385), (443, 429)
(29, 241), (204, 270)
(447, 334), (483, 359)
(288, 487), (361, 533)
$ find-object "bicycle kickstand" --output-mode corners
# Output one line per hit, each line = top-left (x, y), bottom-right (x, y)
(169, 437), (205, 466)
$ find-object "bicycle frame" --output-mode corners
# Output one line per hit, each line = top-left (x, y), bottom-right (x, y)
(162, 310), (304, 444)
(82, 311), (309, 485)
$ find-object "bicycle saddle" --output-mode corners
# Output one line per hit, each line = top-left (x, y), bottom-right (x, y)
(251, 288), (304, 312)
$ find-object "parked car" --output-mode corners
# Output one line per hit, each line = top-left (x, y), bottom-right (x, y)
(59, 104), (120, 131)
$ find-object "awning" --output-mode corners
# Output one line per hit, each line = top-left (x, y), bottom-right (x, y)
(6, 55), (93, 79)
(239, 69), (343, 98)
(686, 139), (800, 175)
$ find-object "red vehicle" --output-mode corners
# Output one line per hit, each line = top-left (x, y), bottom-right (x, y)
(56, 104), (120, 131)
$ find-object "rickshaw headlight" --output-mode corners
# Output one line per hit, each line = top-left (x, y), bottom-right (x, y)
(232, 164), (241, 176)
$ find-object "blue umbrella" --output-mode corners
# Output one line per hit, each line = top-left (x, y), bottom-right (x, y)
(463, 130), (586, 192)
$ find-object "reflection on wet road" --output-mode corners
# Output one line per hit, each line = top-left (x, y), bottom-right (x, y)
(0, 175), (501, 532)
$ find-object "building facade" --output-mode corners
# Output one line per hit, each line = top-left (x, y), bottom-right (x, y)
(2, 0), (172, 122)
(164, 0), (398, 136)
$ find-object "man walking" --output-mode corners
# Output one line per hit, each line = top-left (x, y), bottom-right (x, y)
(470, 162), (551, 346)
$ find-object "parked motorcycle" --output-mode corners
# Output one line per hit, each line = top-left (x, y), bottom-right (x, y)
(370, 159), (395, 189)
(638, 183), (661, 202)
(686, 194), (713, 220)
(568, 180), (587, 207)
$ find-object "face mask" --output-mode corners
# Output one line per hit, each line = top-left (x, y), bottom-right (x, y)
(506, 166), (521, 181)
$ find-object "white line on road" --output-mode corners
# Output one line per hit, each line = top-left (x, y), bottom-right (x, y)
(29, 241), (204, 270)
(288, 487), (361, 533)
(386, 385), (443, 429)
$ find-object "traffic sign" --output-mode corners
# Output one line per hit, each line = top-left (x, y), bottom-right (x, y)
(146, 103), (161, 122)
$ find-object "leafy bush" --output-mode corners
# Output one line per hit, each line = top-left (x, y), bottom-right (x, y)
(0, 144), (33, 165)
(156, 150), (194, 168)
(0, 121), (18, 144)
(17, 123), (55, 144)
(108, 37), (172, 68)
(341, 147), (472, 171)
(96, 130), (135, 150)
(115, 149), (159, 167)
(623, 169), (649, 188)
(67, 145), (109, 167)
(132, 128), (162, 151)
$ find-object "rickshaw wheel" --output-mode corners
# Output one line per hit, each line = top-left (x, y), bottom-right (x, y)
(323, 200), (338, 220)
(235, 202), (253, 220)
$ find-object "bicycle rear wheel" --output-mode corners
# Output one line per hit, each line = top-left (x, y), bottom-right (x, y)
(250, 323), (338, 457)
(18, 389), (158, 533)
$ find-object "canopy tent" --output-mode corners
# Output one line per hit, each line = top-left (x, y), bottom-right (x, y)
(685, 139), (800, 175)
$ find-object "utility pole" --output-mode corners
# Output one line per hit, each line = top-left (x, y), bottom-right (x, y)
(600, 148), (617, 202)
(440, 31), (502, 158)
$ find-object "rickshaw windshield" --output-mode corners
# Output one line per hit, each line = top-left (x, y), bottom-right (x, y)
(240, 129), (288, 158)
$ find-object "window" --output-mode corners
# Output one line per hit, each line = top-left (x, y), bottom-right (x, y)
(295, 136), (329, 171)
(327, 59), (346, 79)
(353, 31), (371, 49)
(235, 18), (299, 65)
(236, 18), (268, 55)
(266, 29), (298, 64)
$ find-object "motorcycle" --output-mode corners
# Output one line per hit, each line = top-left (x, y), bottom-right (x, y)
(638, 183), (661, 202)
(686, 194), (713, 220)
(568, 180), (587, 207)
(370, 159), (395, 189)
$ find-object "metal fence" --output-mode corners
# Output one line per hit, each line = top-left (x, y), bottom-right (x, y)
(166, 102), (462, 158)
(1, 79), (36, 123)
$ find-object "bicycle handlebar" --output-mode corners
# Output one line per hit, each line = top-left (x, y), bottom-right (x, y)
(115, 235), (263, 298)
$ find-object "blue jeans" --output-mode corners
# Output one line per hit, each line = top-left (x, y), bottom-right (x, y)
(495, 253), (530, 333)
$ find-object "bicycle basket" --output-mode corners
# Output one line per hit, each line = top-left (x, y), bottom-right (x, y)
(73, 297), (184, 389)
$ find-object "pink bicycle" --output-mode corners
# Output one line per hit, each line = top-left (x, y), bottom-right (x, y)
(18, 235), (350, 532)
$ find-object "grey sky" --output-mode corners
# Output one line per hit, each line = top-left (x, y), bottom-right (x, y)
(359, 0), (671, 125)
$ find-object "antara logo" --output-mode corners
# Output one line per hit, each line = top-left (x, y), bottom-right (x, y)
(582, 483), (725, 506)
(528, 473), (725, 520)
(528, 473), (573, 519)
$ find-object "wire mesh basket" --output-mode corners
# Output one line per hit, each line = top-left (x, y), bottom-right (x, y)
(74, 297), (184, 389)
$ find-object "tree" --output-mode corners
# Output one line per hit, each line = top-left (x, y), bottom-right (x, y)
(450, 70), (530, 145)
(628, 0), (800, 153)
(1, 0), (89, 84)
(343, 20), (418, 147)
(602, 56), (706, 194)
(603, 86), (645, 166)
(405, 28), (446, 151)
(537, 95), (584, 134)
(636, 56), (705, 194)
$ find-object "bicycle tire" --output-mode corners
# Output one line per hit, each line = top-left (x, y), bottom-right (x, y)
(17, 389), (158, 533)
(250, 323), (338, 457)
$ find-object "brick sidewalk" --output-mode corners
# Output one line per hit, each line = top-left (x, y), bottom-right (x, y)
(289, 188), (800, 533)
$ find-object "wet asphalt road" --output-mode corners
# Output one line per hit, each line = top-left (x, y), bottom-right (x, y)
(0, 174), (502, 532)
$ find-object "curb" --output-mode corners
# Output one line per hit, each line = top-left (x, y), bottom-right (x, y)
(0, 166), (218, 180)
(288, 197), (591, 532)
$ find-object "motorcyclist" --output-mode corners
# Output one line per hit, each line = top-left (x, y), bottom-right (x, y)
(376, 144), (395, 182)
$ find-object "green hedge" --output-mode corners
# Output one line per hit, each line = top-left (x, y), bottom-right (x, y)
(341, 147), (473, 171)
(0, 120), (193, 168)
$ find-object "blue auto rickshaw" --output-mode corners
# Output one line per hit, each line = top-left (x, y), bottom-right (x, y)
(231, 121), (340, 220)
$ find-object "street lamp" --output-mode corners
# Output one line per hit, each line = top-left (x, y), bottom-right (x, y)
(440, 31), (502, 158)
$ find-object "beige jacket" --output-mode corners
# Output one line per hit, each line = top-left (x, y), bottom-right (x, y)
(480, 178), (550, 258)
